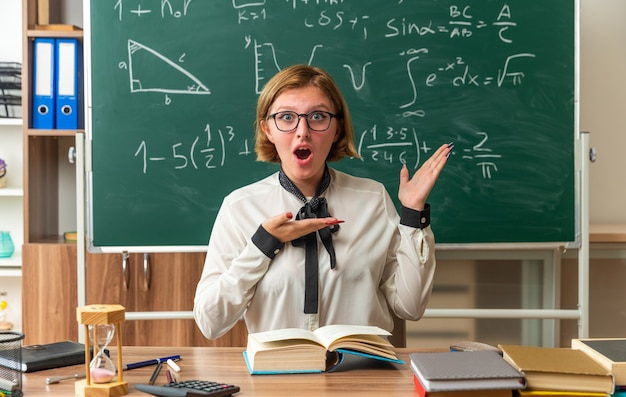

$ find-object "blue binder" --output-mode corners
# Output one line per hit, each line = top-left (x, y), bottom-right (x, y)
(55, 38), (81, 129)
(32, 38), (56, 129)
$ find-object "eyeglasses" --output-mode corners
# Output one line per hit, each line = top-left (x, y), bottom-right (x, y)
(268, 111), (339, 132)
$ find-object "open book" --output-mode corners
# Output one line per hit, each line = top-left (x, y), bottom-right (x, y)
(243, 324), (404, 374)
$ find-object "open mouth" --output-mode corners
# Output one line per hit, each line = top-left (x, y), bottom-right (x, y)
(295, 147), (311, 160)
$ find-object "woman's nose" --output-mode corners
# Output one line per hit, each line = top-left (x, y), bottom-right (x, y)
(295, 116), (311, 138)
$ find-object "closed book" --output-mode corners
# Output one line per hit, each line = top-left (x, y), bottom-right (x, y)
(0, 341), (89, 372)
(499, 344), (614, 395)
(515, 391), (607, 397)
(413, 374), (514, 397)
(571, 338), (626, 386)
(409, 350), (526, 392)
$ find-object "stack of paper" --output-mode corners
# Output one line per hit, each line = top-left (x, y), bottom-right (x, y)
(409, 350), (526, 397)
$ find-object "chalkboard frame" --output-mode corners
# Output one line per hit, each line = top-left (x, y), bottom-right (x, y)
(83, 0), (581, 253)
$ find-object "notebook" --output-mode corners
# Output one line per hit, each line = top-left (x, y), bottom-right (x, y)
(410, 350), (526, 391)
(0, 340), (101, 372)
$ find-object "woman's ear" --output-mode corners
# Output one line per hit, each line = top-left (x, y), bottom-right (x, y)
(333, 122), (341, 143)
(260, 119), (274, 143)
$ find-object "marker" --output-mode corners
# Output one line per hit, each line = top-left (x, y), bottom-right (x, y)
(166, 369), (176, 383)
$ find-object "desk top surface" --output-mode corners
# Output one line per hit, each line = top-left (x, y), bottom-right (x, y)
(590, 223), (626, 243)
(21, 346), (424, 396)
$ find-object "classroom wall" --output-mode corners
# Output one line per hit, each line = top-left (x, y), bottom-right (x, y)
(581, 0), (626, 223)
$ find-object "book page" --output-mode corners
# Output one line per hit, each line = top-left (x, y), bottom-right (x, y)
(313, 325), (390, 349)
(250, 328), (323, 346)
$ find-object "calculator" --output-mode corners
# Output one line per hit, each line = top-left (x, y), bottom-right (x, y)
(135, 380), (240, 397)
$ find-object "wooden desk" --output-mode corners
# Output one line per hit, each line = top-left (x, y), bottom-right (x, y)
(21, 347), (421, 396)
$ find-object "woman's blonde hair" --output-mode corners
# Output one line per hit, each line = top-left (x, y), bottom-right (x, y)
(255, 64), (360, 162)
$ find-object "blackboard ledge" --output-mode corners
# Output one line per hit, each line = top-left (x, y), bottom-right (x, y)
(88, 242), (579, 254)
(436, 242), (578, 251)
(88, 245), (208, 254)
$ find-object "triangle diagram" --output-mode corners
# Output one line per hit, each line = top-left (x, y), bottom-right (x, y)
(127, 39), (210, 95)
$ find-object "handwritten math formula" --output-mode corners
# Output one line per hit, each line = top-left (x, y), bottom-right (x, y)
(134, 124), (501, 180)
(98, 0), (572, 184)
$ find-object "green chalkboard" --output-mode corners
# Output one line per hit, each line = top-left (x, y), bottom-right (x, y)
(86, 0), (577, 250)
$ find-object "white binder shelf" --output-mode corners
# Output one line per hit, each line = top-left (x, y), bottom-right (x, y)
(0, 251), (22, 276)
(0, 188), (24, 197)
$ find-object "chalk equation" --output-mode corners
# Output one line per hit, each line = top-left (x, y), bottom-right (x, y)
(113, 0), (192, 21)
(357, 127), (501, 179)
(133, 125), (500, 180)
(385, 4), (517, 43)
(397, 50), (534, 118)
(113, 0), (516, 46)
(96, 0), (571, 187)
(133, 124), (244, 174)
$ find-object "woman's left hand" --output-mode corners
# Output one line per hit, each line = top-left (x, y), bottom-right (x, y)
(398, 143), (451, 211)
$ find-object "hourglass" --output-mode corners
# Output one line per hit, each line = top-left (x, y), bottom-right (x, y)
(89, 323), (116, 383)
(76, 304), (128, 397)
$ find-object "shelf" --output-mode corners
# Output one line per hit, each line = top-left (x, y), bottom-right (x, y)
(28, 236), (77, 245)
(0, 187), (23, 197)
(0, 250), (21, 269)
(0, 268), (21, 277)
(27, 24), (83, 39)
(26, 128), (81, 137)
(0, 119), (22, 126)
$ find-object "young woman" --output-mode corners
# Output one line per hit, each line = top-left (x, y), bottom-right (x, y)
(193, 64), (450, 340)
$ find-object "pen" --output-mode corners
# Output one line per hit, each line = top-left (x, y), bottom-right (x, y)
(46, 373), (85, 385)
(123, 355), (181, 370)
(45, 355), (182, 384)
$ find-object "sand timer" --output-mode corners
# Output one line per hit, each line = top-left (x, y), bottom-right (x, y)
(76, 304), (128, 397)
(89, 323), (116, 383)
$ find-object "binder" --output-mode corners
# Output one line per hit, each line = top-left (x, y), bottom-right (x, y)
(32, 38), (56, 129)
(55, 38), (81, 129)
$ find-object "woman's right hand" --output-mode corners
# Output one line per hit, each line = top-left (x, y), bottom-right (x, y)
(262, 212), (343, 243)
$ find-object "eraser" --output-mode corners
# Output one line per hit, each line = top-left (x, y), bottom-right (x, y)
(166, 358), (181, 372)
